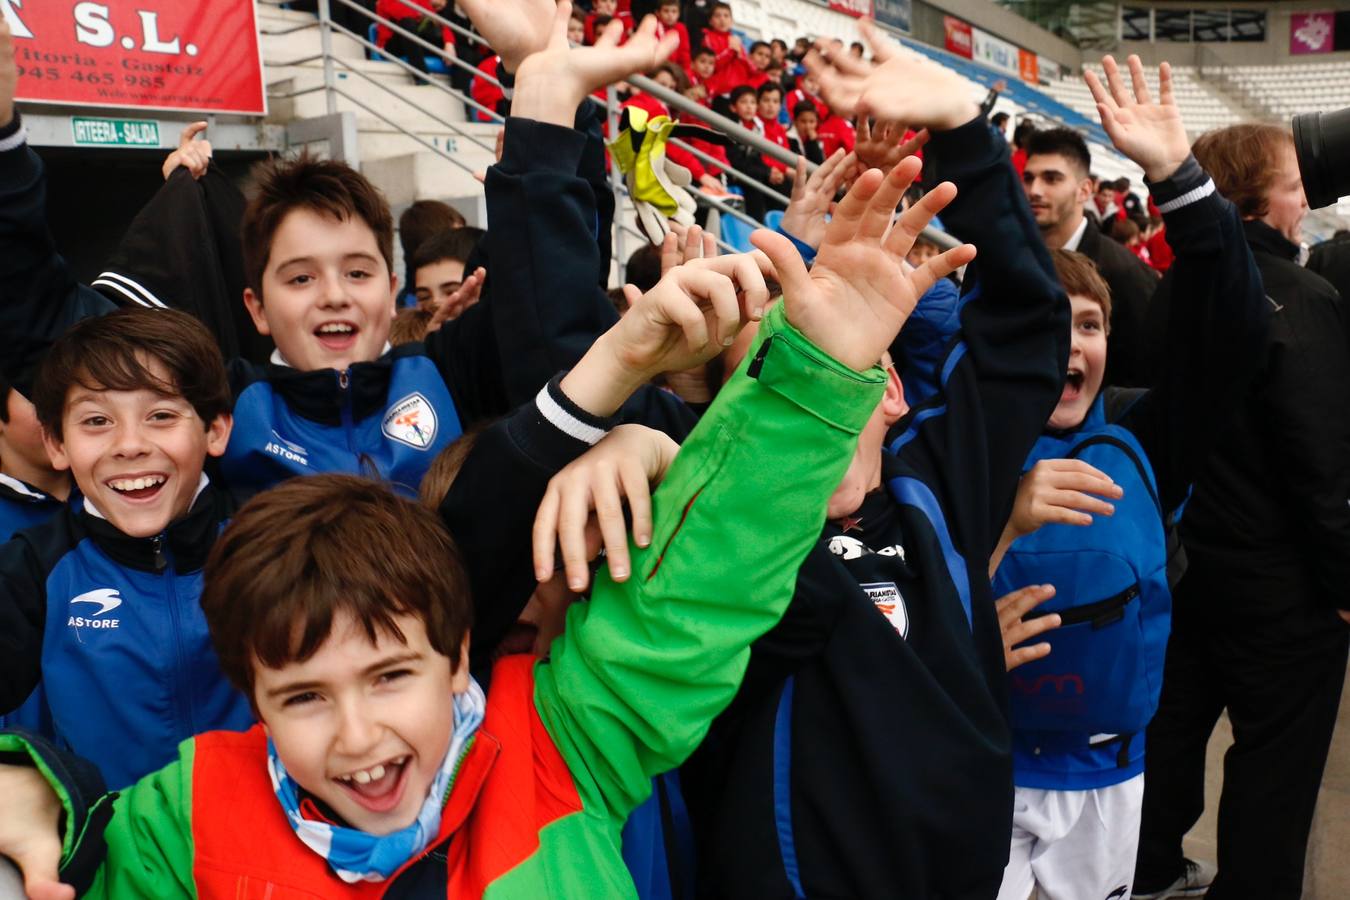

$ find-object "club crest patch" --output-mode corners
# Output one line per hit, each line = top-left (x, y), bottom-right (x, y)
(382, 392), (438, 450)
(862, 581), (909, 639)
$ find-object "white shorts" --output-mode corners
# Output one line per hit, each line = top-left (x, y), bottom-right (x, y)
(996, 774), (1145, 900)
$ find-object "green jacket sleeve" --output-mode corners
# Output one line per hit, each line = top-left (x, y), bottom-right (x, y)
(533, 303), (887, 822)
(0, 731), (197, 900)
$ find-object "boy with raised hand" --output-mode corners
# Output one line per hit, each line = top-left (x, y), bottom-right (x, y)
(533, 23), (1071, 897)
(0, 7), (677, 497)
(986, 56), (1267, 900)
(0, 309), (254, 793)
(0, 160), (970, 900)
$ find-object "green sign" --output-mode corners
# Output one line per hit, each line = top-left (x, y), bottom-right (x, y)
(71, 117), (161, 147)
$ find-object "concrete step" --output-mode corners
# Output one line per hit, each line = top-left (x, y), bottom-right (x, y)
(360, 150), (489, 214)
(267, 69), (469, 129)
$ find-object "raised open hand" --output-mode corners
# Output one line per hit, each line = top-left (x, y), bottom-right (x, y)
(752, 156), (976, 371)
(854, 117), (928, 177)
(1085, 55), (1191, 183)
(453, 0), (554, 74)
(805, 21), (978, 133)
(512, 5), (678, 127)
(779, 149), (855, 251)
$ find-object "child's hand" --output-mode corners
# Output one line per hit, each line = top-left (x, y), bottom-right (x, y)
(805, 21), (979, 132)
(512, 4), (679, 128)
(533, 424), (680, 590)
(161, 121), (213, 181)
(0, 16), (16, 130)
(661, 222), (718, 276)
(454, 0), (555, 74)
(779, 149), (855, 251)
(752, 156), (975, 371)
(1006, 458), (1123, 540)
(854, 117), (928, 177)
(996, 584), (1061, 671)
(425, 266), (486, 332)
(1085, 55), (1191, 183)
(0, 764), (74, 900)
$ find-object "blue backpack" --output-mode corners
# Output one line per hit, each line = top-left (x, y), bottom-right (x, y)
(992, 395), (1172, 737)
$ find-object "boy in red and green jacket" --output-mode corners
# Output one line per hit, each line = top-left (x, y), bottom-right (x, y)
(0, 133), (972, 898)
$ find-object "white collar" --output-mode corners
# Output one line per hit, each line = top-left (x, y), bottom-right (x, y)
(269, 343), (393, 368)
(0, 473), (52, 501)
(1064, 215), (1089, 252)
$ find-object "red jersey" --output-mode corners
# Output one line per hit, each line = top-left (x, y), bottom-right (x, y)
(761, 117), (791, 172)
(471, 55), (505, 123)
(655, 20), (693, 69)
(374, 0), (452, 49)
(700, 28), (766, 97)
(785, 87), (829, 121)
(818, 115), (856, 157)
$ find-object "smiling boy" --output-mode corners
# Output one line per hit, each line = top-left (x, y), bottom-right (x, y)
(0, 143), (969, 898)
(0, 309), (253, 791)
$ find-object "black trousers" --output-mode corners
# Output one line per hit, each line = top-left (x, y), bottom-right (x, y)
(1135, 555), (1348, 899)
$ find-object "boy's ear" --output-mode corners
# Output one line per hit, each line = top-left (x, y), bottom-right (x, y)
(41, 428), (71, 473)
(881, 366), (908, 425)
(205, 413), (234, 458)
(450, 632), (472, 694)
(242, 288), (272, 337)
(388, 272), (399, 307)
(1075, 176), (1094, 206)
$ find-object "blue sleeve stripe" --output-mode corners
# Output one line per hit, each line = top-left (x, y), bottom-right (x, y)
(773, 676), (806, 899)
(888, 404), (946, 454)
(888, 476), (974, 629)
(939, 341), (967, 387)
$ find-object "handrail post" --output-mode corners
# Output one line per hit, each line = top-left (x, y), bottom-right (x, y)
(607, 85), (626, 280)
(318, 0), (337, 114)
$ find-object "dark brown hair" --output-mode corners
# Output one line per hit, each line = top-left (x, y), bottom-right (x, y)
(1050, 249), (1112, 329)
(389, 304), (434, 347)
(201, 474), (472, 701)
(241, 153), (395, 303)
(1191, 123), (1293, 219)
(398, 199), (465, 259)
(34, 308), (231, 440)
(1025, 127), (1091, 178)
(409, 226), (485, 274)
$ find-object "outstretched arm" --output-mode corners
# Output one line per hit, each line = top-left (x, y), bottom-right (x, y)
(535, 164), (972, 820)
(1091, 56), (1267, 515)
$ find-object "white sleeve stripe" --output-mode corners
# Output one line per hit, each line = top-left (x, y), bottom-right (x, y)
(92, 271), (167, 308)
(0, 125), (27, 154)
(91, 278), (157, 308)
(535, 385), (607, 446)
(1157, 178), (1215, 214)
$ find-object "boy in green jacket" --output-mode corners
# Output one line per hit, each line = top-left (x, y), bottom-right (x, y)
(0, 140), (972, 897)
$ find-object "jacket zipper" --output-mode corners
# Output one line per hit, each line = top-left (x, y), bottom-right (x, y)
(1029, 582), (1140, 629)
(338, 369), (355, 454)
(157, 538), (198, 737)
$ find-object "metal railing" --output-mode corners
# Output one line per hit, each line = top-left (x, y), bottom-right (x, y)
(265, 0), (959, 270)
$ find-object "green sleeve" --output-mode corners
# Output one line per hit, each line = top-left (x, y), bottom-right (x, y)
(534, 303), (887, 822)
(84, 742), (197, 899)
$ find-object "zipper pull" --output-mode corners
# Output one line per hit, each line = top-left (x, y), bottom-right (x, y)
(152, 535), (167, 571)
(338, 369), (350, 390)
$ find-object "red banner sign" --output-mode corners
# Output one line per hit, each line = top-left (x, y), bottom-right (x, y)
(944, 15), (973, 59)
(829, 0), (873, 20)
(1018, 48), (1039, 84)
(4, 0), (266, 115)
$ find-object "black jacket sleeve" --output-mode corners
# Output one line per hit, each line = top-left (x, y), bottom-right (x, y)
(0, 114), (115, 396)
(913, 115), (1071, 549)
(425, 116), (622, 423)
(1261, 271), (1350, 608)
(1116, 158), (1268, 515)
(0, 521), (62, 712)
(440, 375), (618, 681)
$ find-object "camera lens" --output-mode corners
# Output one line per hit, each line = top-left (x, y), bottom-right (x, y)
(1293, 107), (1350, 210)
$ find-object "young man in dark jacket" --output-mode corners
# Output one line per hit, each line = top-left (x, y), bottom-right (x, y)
(1135, 122), (1350, 900)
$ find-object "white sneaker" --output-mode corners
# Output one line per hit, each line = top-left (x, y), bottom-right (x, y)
(1131, 859), (1217, 899)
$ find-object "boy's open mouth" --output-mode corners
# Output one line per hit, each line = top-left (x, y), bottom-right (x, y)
(334, 754), (411, 812)
(1060, 368), (1085, 403)
(107, 474), (168, 502)
(314, 321), (359, 352)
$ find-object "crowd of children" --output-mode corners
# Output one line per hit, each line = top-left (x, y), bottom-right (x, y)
(0, 3), (1347, 900)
